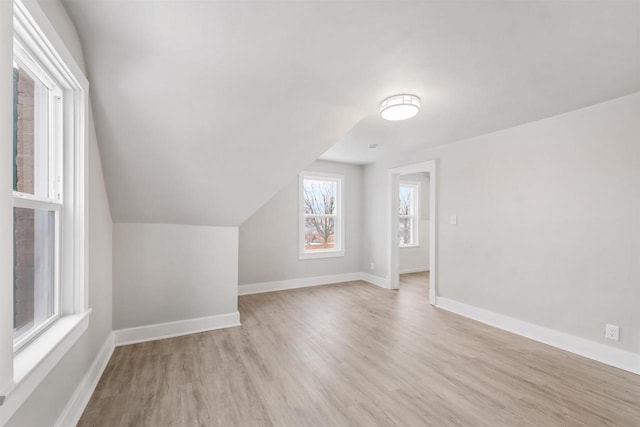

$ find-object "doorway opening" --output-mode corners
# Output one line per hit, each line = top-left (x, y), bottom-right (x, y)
(387, 160), (437, 304)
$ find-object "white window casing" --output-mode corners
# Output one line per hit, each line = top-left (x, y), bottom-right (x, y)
(0, 0), (90, 421)
(299, 171), (345, 260)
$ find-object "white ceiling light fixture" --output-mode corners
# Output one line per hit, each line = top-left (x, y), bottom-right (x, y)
(379, 94), (420, 121)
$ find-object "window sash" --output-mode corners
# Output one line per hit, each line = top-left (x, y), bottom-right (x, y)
(13, 50), (64, 202)
(13, 191), (61, 208)
(11, 202), (61, 352)
(303, 215), (340, 249)
(302, 178), (339, 216)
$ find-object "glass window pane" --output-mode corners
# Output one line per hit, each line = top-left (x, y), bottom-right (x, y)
(304, 217), (335, 251)
(13, 64), (49, 198)
(303, 179), (336, 215)
(399, 217), (414, 246)
(14, 207), (56, 342)
(399, 185), (413, 215)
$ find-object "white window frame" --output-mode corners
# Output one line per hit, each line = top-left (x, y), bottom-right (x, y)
(12, 40), (64, 352)
(299, 171), (345, 259)
(0, 1), (89, 421)
(399, 181), (420, 248)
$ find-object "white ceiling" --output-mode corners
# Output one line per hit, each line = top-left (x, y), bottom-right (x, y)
(63, 0), (640, 226)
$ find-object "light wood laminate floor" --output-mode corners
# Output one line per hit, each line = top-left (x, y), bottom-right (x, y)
(78, 273), (640, 426)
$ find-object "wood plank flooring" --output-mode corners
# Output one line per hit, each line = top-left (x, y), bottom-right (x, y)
(78, 273), (640, 426)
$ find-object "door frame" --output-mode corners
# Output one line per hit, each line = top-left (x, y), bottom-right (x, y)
(387, 159), (437, 304)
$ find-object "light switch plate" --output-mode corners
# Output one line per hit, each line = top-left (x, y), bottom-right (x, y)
(450, 215), (457, 225)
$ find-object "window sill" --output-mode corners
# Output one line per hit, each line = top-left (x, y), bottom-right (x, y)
(400, 244), (421, 249)
(299, 250), (345, 260)
(0, 310), (91, 423)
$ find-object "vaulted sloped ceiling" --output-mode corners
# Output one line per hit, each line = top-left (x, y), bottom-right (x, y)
(63, 0), (640, 226)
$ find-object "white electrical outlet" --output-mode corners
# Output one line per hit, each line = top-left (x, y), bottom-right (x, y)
(605, 324), (619, 341)
(450, 215), (458, 225)
(370, 262), (375, 271)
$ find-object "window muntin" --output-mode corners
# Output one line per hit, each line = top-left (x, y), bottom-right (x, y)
(12, 39), (63, 351)
(300, 173), (344, 258)
(399, 182), (419, 247)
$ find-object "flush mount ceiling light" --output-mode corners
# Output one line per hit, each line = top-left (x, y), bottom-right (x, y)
(379, 94), (420, 121)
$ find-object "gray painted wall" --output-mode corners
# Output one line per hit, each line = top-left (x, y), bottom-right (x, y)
(239, 160), (363, 285)
(5, 2), (114, 425)
(399, 172), (430, 273)
(363, 93), (640, 354)
(1, 2), (637, 423)
(113, 223), (238, 329)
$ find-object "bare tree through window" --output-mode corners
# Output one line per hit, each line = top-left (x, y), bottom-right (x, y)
(303, 178), (337, 250)
(399, 183), (418, 246)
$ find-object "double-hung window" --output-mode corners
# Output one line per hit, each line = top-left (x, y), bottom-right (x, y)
(399, 182), (419, 247)
(299, 172), (344, 259)
(3, 0), (88, 396)
(12, 43), (64, 351)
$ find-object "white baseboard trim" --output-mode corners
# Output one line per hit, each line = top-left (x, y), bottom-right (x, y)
(399, 267), (429, 274)
(54, 332), (115, 427)
(436, 297), (640, 375)
(358, 272), (391, 289)
(238, 272), (363, 296)
(114, 312), (241, 346)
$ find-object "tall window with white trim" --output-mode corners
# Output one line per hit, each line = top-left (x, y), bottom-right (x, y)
(299, 172), (344, 259)
(8, 0), (88, 355)
(399, 182), (419, 247)
(12, 51), (63, 349)
(0, 2), (89, 418)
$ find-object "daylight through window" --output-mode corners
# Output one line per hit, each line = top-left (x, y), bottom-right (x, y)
(12, 53), (63, 349)
(399, 182), (419, 247)
(300, 172), (344, 259)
